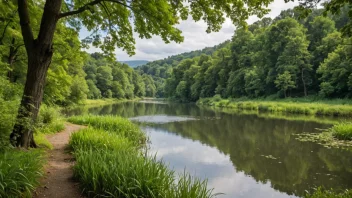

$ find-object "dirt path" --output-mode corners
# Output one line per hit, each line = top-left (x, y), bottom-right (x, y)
(34, 123), (85, 198)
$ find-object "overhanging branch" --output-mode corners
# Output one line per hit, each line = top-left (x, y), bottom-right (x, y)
(58, 0), (132, 19)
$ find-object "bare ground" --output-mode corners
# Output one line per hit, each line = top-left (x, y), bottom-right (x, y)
(34, 123), (85, 198)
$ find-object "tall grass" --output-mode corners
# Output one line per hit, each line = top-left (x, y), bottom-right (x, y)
(0, 149), (44, 198)
(68, 115), (146, 146)
(198, 97), (352, 117)
(330, 122), (352, 141)
(69, 115), (217, 198)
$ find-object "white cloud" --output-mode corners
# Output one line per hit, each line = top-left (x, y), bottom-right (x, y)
(80, 0), (298, 61)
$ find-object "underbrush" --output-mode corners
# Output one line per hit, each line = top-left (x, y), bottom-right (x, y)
(0, 149), (45, 198)
(0, 101), (63, 196)
(69, 115), (217, 198)
(198, 96), (352, 117)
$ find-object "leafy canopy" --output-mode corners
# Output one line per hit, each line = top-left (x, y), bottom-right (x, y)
(62, 0), (273, 56)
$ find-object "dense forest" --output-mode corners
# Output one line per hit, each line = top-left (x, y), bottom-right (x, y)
(137, 7), (352, 101)
(1, 17), (156, 108)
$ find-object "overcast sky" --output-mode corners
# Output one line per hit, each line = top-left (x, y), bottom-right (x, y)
(80, 0), (298, 61)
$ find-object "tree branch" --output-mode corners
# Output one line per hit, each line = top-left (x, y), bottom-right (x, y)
(59, 0), (102, 18)
(18, 0), (34, 51)
(59, 0), (133, 19)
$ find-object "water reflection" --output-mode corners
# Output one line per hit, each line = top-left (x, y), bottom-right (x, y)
(66, 101), (352, 197)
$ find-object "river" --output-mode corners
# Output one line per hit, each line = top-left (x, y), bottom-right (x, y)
(66, 100), (352, 198)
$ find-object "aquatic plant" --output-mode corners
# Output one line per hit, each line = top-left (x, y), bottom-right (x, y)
(331, 122), (352, 140)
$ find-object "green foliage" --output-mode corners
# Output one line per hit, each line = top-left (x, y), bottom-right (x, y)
(68, 115), (216, 198)
(275, 71), (296, 97)
(142, 8), (351, 102)
(331, 122), (352, 140)
(0, 149), (45, 198)
(36, 105), (65, 134)
(305, 187), (352, 198)
(198, 97), (352, 117)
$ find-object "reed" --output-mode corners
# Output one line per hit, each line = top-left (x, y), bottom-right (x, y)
(330, 122), (352, 140)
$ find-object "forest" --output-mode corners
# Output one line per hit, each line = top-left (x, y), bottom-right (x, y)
(137, 7), (352, 102)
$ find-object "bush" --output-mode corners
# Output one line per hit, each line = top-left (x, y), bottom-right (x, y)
(36, 105), (64, 134)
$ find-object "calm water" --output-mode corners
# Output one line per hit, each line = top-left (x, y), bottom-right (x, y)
(66, 101), (352, 198)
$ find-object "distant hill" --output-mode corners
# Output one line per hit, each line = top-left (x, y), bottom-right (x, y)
(120, 60), (149, 68)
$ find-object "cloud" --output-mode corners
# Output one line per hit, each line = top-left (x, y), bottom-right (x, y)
(80, 0), (298, 61)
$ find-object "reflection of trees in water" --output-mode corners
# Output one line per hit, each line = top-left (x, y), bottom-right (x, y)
(67, 102), (352, 196)
(154, 114), (352, 197)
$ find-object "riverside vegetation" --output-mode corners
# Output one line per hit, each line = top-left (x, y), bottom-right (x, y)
(0, 0), (352, 197)
(68, 115), (217, 198)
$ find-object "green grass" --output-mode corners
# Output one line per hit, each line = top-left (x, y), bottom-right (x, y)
(198, 96), (352, 117)
(68, 115), (147, 146)
(0, 149), (45, 198)
(68, 115), (217, 198)
(305, 187), (352, 198)
(331, 122), (352, 140)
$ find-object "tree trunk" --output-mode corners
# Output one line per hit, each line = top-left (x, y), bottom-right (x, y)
(10, 0), (62, 148)
(10, 49), (53, 148)
(7, 38), (17, 82)
(301, 68), (307, 97)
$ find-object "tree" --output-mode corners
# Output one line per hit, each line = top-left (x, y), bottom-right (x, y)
(275, 71), (296, 98)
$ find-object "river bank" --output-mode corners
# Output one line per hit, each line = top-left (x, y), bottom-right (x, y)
(197, 97), (352, 117)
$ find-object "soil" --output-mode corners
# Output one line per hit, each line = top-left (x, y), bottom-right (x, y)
(34, 123), (85, 198)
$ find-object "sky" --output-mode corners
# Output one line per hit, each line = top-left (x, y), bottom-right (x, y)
(80, 0), (298, 62)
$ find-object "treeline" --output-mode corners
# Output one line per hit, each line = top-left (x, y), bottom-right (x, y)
(0, 3), (156, 107)
(84, 53), (156, 100)
(136, 41), (230, 97)
(138, 7), (352, 101)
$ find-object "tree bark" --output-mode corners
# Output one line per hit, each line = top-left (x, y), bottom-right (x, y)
(10, 0), (62, 148)
(7, 38), (18, 82)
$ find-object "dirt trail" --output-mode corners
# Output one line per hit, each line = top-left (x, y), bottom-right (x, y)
(34, 123), (85, 198)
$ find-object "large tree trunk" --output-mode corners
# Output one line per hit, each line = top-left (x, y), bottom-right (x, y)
(10, 48), (53, 148)
(10, 0), (62, 148)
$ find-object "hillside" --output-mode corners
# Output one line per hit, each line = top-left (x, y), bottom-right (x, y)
(120, 60), (149, 68)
